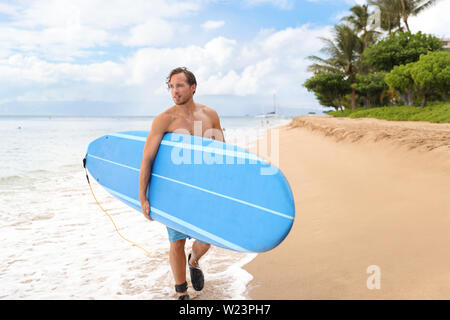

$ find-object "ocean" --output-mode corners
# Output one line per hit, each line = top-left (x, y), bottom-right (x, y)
(0, 115), (295, 300)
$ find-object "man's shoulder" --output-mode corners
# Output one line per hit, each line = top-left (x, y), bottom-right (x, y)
(152, 106), (176, 131)
(199, 104), (219, 118)
(155, 105), (177, 120)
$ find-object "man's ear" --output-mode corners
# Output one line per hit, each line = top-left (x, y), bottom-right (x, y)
(192, 84), (197, 95)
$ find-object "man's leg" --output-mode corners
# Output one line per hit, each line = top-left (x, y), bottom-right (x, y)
(189, 240), (211, 267)
(169, 239), (188, 297)
(188, 241), (210, 291)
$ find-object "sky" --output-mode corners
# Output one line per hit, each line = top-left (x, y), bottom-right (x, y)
(0, 0), (448, 116)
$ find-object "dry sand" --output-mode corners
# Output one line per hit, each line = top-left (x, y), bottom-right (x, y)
(244, 115), (450, 299)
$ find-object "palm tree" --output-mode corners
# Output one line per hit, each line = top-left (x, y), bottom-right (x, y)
(308, 24), (362, 109)
(343, 4), (371, 35)
(342, 4), (380, 72)
(368, 0), (403, 35)
(399, 0), (439, 32)
(369, 0), (439, 33)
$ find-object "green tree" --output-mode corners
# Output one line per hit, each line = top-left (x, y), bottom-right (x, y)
(410, 51), (450, 107)
(384, 63), (415, 105)
(342, 4), (380, 74)
(308, 24), (362, 109)
(363, 31), (442, 72)
(399, 0), (439, 33)
(353, 72), (389, 108)
(303, 72), (351, 111)
(368, 0), (402, 35)
(369, 0), (438, 33)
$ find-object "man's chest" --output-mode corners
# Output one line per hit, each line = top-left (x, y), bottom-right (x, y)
(168, 117), (214, 137)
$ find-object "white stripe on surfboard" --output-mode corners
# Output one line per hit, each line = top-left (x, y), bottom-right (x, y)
(109, 132), (146, 142)
(152, 173), (294, 221)
(102, 186), (247, 252)
(108, 132), (261, 162)
(88, 154), (140, 172)
(87, 154), (293, 221)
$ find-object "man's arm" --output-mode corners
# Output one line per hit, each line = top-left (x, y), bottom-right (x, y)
(207, 108), (225, 143)
(139, 113), (171, 220)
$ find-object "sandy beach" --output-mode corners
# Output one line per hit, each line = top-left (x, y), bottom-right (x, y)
(244, 115), (450, 299)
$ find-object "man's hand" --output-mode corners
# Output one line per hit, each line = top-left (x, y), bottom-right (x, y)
(140, 197), (152, 221)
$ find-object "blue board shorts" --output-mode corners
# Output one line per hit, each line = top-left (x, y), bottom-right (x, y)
(166, 226), (209, 244)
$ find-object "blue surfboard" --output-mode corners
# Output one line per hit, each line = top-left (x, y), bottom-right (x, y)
(85, 131), (295, 252)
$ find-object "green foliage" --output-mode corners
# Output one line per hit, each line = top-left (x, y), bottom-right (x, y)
(384, 63), (414, 91)
(303, 72), (351, 109)
(363, 31), (442, 71)
(368, 0), (403, 34)
(307, 24), (363, 109)
(410, 51), (450, 99)
(384, 63), (415, 105)
(384, 51), (450, 106)
(352, 72), (389, 107)
(308, 24), (362, 75)
(304, 2), (446, 113)
(328, 101), (450, 123)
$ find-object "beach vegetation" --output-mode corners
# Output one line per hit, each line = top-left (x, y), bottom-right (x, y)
(384, 63), (415, 105)
(307, 24), (362, 109)
(342, 4), (380, 57)
(363, 31), (442, 72)
(303, 72), (351, 111)
(367, 0), (402, 35)
(395, 0), (439, 33)
(328, 101), (450, 123)
(303, 0), (449, 117)
(384, 51), (450, 108)
(368, 0), (439, 34)
(352, 72), (389, 108)
(409, 51), (450, 107)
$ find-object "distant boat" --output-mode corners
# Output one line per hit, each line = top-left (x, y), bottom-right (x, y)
(255, 111), (277, 118)
(255, 94), (278, 118)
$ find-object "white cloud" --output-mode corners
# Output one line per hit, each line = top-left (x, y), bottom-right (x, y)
(124, 19), (174, 47)
(201, 20), (225, 30)
(409, 0), (450, 38)
(245, 0), (294, 10)
(13, 0), (203, 29)
(120, 24), (331, 98)
(0, 0), (206, 60)
(0, 0), (336, 112)
(123, 37), (237, 89)
(0, 22), (330, 108)
(0, 3), (18, 15)
(0, 54), (125, 85)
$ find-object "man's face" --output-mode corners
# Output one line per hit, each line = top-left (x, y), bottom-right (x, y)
(169, 73), (196, 106)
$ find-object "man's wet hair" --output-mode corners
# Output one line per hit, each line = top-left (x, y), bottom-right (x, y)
(166, 67), (197, 94)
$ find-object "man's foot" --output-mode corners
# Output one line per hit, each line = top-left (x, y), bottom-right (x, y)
(188, 253), (204, 291)
(175, 281), (189, 299)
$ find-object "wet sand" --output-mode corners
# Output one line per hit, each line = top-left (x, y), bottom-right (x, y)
(244, 115), (450, 299)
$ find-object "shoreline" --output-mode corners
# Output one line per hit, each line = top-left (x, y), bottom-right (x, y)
(243, 115), (450, 299)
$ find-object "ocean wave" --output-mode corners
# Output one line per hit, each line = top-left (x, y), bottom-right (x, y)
(0, 169), (53, 185)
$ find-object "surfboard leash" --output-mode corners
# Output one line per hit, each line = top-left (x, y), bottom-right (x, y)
(82, 156), (165, 260)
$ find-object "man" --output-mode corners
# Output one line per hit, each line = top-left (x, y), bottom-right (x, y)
(139, 67), (225, 300)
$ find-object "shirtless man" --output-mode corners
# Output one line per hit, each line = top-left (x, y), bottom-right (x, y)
(138, 67), (225, 300)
